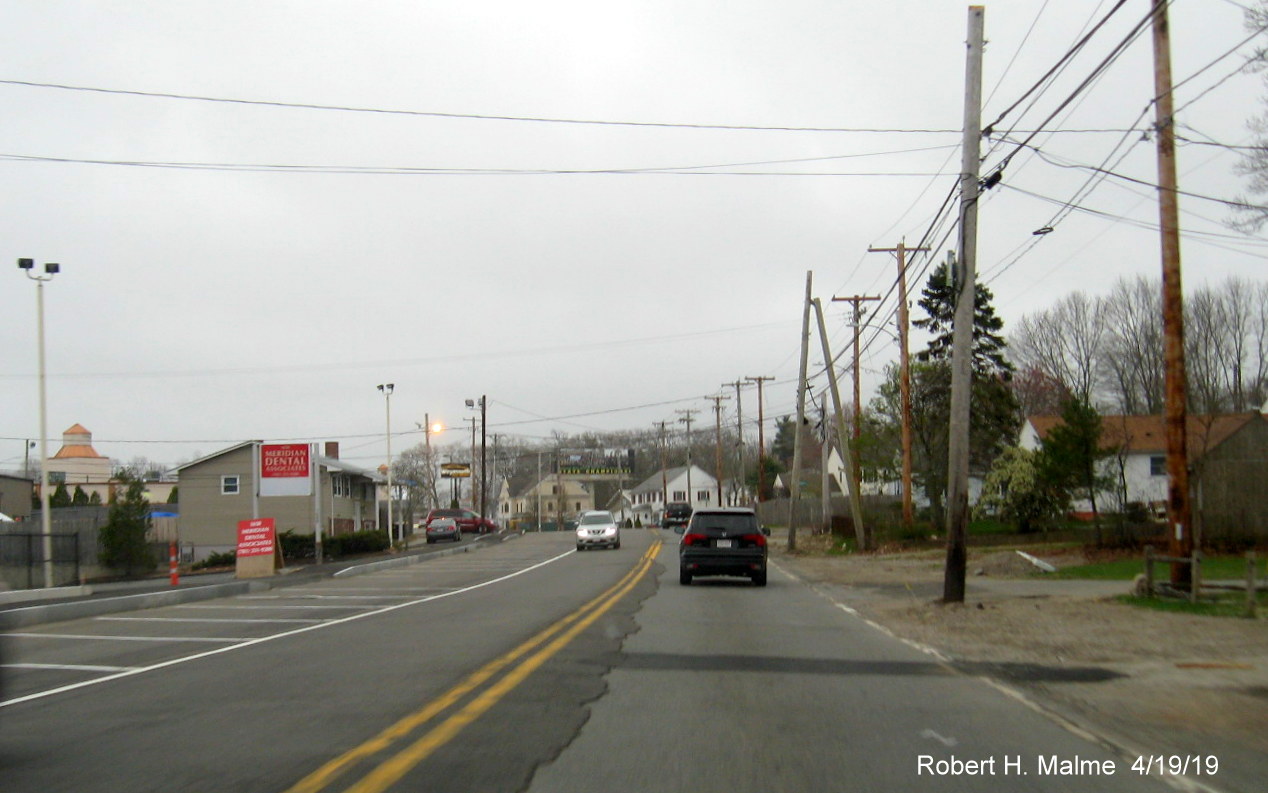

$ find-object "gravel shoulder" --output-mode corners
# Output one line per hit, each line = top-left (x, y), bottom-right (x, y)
(772, 535), (1268, 793)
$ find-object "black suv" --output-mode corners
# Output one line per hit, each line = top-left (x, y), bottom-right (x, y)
(662, 502), (692, 531)
(677, 508), (770, 587)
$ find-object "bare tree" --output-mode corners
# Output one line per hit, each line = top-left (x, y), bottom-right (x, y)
(1230, 1), (1268, 232)
(1013, 291), (1106, 402)
(1099, 276), (1164, 414)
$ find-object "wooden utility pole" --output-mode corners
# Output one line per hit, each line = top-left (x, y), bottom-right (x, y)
(832, 294), (881, 496)
(787, 272), (813, 551)
(723, 379), (746, 501)
(813, 298), (869, 550)
(706, 394), (731, 507)
(945, 5), (985, 604)
(654, 421), (669, 518)
(869, 243), (928, 526)
(676, 409), (699, 506)
(745, 375), (775, 501)
(1149, 0), (1193, 588)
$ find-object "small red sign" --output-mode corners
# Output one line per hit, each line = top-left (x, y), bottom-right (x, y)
(237, 518), (277, 558)
(260, 444), (310, 478)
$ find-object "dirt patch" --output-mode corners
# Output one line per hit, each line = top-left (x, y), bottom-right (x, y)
(774, 535), (1268, 792)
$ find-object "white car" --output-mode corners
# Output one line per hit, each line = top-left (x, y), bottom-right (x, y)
(575, 510), (620, 551)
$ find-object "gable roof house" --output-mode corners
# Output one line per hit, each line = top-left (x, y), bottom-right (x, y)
(627, 465), (719, 525)
(173, 441), (383, 560)
(1021, 412), (1268, 541)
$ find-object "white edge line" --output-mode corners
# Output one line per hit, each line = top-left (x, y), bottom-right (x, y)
(1, 548), (576, 709)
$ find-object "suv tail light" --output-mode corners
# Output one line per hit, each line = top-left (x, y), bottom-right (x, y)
(741, 533), (767, 548)
(682, 532), (708, 547)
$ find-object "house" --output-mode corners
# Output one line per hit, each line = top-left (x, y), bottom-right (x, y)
(173, 441), (383, 560)
(1020, 412), (1268, 538)
(627, 465), (719, 526)
(499, 475), (597, 527)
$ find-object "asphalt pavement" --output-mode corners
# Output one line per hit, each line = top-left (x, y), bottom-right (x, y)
(0, 530), (517, 630)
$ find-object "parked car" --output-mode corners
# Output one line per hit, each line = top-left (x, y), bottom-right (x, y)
(423, 508), (496, 535)
(425, 517), (462, 544)
(575, 510), (620, 551)
(677, 507), (770, 587)
(662, 502), (692, 531)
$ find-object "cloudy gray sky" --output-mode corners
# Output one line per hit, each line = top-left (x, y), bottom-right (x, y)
(2, 0), (1264, 473)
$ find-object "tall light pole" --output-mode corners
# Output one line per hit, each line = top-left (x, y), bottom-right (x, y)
(377, 383), (394, 545)
(466, 396), (486, 519)
(19, 258), (59, 588)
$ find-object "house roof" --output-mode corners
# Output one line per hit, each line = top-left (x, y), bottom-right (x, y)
(64, 423), (92, 435)
(1026, 413), (1260, 458)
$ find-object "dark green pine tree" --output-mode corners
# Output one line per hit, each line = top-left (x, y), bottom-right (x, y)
(98, 473), (156, 576)
(50, 481), (72, 508)
(913, 261), (1014, 379)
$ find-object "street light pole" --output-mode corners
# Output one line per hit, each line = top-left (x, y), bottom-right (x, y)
(19, 258), (59, 589)
(377, 383), (394, 546)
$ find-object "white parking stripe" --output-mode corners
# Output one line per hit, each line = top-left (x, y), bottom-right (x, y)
(96, 616), (324, 624)
(174, 604), (370, 610)
(5, 633), (248, 643)
(6, 663), (140, 673)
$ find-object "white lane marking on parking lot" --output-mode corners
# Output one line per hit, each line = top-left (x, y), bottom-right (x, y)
(6, 633), (249, 643)
(1, 547), (575, 709)
(97, 616), (324, 624)
(175, 604), (372, 610)
(6, 663), (141, 673)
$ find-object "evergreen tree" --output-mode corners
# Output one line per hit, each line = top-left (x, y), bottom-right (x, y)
(913, 261), (1014, 378)
(98, 473), (156, 576)
(50, 481), (72, 508)
(1039, 397), (1114, 544)
(72, 485), (90, 507)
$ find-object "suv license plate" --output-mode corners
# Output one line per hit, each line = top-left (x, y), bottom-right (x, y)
(715, 539), (734, 549)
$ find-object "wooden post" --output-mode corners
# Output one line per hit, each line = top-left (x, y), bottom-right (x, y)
(1144, 545), (1156, 598)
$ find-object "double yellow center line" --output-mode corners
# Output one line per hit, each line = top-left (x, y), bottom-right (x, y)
(286, 539), (662, 793)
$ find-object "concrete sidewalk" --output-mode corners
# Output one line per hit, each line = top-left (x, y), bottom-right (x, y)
(0, 531), (516, 630)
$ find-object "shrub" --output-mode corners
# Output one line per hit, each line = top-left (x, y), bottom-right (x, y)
(192, 550), (237, 570)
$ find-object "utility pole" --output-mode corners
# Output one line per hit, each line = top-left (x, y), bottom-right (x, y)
(945, 5), (985, 604)
(723, 379), (746, 502)
(464, 416), (478, 509)
(676, 409), (699, 508)
(869, 243), (928, 527)
(787, 272), (813, 552)
(813, 298), (869, 551)
(832, 294), (881, 497)
(745, 375), (774, 502)
(1149, 0), (1193, 588)
(706, 394), (731, 507)
(654, 421), (669, 520)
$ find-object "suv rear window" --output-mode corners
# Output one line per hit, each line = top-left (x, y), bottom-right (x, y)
(688, 512), (758, 535)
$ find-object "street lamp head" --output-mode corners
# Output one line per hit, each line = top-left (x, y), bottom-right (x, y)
(17, 258), (34, 270)
(377, 383), (394, 395)
(45, 263), (59, 274)
(465, 399), (475, 408)
(431, 422), (444, 434)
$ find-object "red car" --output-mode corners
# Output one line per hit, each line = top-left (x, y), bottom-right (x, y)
(423, 508), (497, 535)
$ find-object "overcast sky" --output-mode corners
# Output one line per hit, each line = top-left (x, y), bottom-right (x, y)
(2, 0), (1264, 474)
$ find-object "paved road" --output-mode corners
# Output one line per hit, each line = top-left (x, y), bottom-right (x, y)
(1, 531), (1185, 792)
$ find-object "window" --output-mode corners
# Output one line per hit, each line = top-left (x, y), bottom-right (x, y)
(673, 491), (686, 501)
(1149, 455), (1166, 477)
(221, 475), (240, 495)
